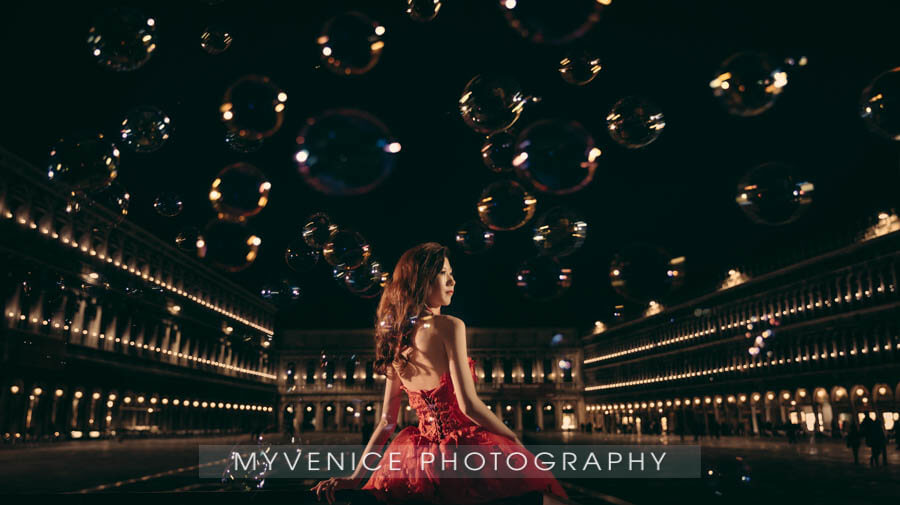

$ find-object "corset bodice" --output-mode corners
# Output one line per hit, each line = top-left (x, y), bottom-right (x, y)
(399, 357), (478, 442)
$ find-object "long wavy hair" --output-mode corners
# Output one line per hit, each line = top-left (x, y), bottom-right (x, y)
(373, 242), (449, 378)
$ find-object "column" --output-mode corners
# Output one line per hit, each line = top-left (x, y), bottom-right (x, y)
(314, 401), (324, 431)
(553, 401), (563, 430)
(515, 402), (523, 431)
(335, 401), (343, 430)
(536, 404), (544, 431)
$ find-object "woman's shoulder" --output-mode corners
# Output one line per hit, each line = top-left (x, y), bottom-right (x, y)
(430, 314), (465, 329)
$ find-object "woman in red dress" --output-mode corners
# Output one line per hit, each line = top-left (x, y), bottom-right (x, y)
(311, 242), (569, 504)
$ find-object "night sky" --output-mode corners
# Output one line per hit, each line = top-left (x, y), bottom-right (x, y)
(1, 0), (898, 334)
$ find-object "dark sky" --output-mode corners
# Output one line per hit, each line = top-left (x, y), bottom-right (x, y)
(1, 0), (898, 334)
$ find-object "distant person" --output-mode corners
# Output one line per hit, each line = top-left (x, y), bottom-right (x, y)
(847, 422), (862, 464)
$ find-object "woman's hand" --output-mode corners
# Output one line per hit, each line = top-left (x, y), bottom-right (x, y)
(309, 476), (363, 504)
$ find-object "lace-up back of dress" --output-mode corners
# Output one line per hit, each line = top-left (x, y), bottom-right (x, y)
(398, 357), (477, 442)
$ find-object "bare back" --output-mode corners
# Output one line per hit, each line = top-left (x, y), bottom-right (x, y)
(392, 321), (449, 393)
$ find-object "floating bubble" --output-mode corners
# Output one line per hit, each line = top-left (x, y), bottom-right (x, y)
(318, 11), (385, 76)
(224, 131), (263, 153)
(260, 280), (302, 307)
(209, 162), (271, 222)
(220, 75), (288, 140)
(859, 67), (900, 141)
(201, 25), (233, 54)
(610, 243), (686, 304)
(120, 105), (172, 153)
(343, 259), (389, 298)
(295, 109), (400, 196)
(175, 227), (200, 252)
(710, 51), (789, 117)
(558, 359), (572, 370)
(153, 192), (183, 217)
(47, 133), (120, 192)
(481, 131), (516, 173)
(455, 220), (496, 254)
(87, 7), (157, 71)
(558, 50), (602, 85)
(459, 74), (533, 134)
(477, 179), (537, 231)
(606, 96), (666, 149)
(532, 206), (587, 257)
(407, 0), (442, 22)
(323, 230), (371, 270)
(515, 256), (573, 301)
(302, 212), (338, 249)
(735, 162), (814, 226)
(284, 238), (320, 273)
(88, 182), (130, 224)
(513, 119), (599, 194)
(196, 220), (261, 273)
(500, 0), (604, 45)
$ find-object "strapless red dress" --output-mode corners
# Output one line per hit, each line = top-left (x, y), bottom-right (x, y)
(361, 357), (569, 504)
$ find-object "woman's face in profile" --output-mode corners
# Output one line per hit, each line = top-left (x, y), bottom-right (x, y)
(425, 256), (455, 308)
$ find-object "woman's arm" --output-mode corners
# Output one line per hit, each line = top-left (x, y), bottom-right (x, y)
(348, 370), (403, 479)
(435, 315), (519, 442)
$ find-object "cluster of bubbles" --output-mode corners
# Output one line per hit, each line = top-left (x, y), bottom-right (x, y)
(610, 243), (686, 304)
(744, 316), (780, 357)
(735, 162), (815, 226)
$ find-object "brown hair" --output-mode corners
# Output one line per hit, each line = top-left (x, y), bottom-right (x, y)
(373, 242), (449, 378)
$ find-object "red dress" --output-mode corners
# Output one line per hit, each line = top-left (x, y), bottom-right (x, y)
(362, 357), (569, 504)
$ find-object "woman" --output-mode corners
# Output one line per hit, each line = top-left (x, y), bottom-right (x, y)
(311, 242), (569, 504)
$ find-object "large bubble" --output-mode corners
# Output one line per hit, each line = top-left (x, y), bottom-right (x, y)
(47, 133), (120, 192)
(477, 180), (537, 231)
(735, 162), (814, 226)
(610, 243), (686, 303)
(201, 25), (233, 55)
(513, 119), (600, 194)
(606, 97), (666, 149)
(559, 50), (602, 85)
(710, 52), (790, 117)
(208, 162), (271, 222)
(196, 220), (261, 273)
(532, 206), (587, 257)
(323, 230), (371, 270)
(337, 259), (388, 298)
(515, 257), (573, 301)
(87, 7), (157, 71)
(859, 67), (900, 141)
(302, 212), (338, 249)
(285, 238), (320, 273)
(318, 12), (385, 76)
(153, 192), (183, 217)
(295, 109), (400, 196)
(499, 0), (604, 45)
(455, 220), (496, 254)
(459, 74), (532, 134)
(120, 105), (172, 153)
(220, 75), (288, 140)
(481, 131), (516, 173)
(407, 0), (443, 22)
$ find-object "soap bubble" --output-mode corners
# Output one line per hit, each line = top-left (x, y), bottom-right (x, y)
(153, 192), (183, 217)
(208, 162), (271, 222)
(558, 50), (602, 85)
(407, 0), (443, 22)
(477, 180), (537, 231)
(318, 11), (385, 76)
(606, 96), (666, 149)
(710, 51), (789, 117)
(196, 220), (261, 273)
(220, 75), (287, 140)
(610, 243), (685, 303)
(201, 25), (233, 54)
(87, 7), (157, 71)
(513, 119), (600, 194)
(338, 259), (388, 298)
(532, 206), (587, 257)
(515, 257), (573, 301)
(859, 67), (900, 141)
(260, 280), (302, 307)
(481, 131), (516, 173)
(735, 162), (814, 226)
(224, 131), (263, 153)
(175, 227), (200, 252)
(285, 238), (320, 273)
(323, 230), (371, 270)
(120, 105), (172, 153)
(455, 220), (496, 254)
(47, 133), (120, 192)
(459, 74), (533, 134)
(302, 212), (338, 249)
(500, 0), (604, 45)
(88, 182), (130, 225)
(295, 109), (400, 196)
